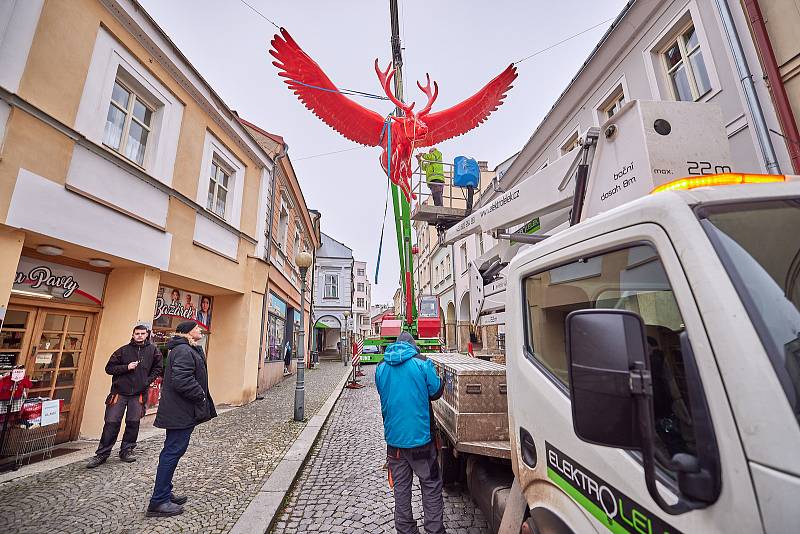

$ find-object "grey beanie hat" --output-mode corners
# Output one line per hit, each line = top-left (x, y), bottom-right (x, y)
(176, 320), (198, 334)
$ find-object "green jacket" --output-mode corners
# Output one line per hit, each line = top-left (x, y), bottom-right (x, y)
(421, 149), (445, 184)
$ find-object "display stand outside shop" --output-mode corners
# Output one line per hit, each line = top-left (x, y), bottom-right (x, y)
(0, 368), (60, 470)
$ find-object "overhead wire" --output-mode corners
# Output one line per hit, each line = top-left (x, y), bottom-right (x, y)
(289, 80), (389, 101)
(237, 0), (280, 30)
(293, 146), (364, 161)
(513, 17), (616, 65)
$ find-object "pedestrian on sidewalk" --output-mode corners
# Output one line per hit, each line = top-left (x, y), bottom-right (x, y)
(86, 324), (162, 468)
(283, 340), (292, 375)
(417, 147), (445, 207)
(375, 332), (446, 534)
(146, 320), (217, 518)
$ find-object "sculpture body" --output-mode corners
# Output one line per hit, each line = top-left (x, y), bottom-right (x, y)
(270, 28), (517, 201)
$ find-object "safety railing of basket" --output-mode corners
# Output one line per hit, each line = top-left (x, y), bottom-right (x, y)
(411, 162), (480, 210)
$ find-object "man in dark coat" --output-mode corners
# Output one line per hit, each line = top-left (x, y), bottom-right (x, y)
(146, 320), (217, 518)
(87, 324), (162, 468)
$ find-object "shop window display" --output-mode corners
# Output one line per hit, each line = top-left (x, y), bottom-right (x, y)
(148, 285), (213, 411)
(267, 293), (287, 362)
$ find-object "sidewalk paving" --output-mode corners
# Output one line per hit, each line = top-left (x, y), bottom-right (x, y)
(0, 361), (350, 534)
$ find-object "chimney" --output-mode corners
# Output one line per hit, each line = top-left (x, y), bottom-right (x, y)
(478, 160), (489, 171)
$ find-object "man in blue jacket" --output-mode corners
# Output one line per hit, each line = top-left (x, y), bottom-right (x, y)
(376, 332), (445, 534)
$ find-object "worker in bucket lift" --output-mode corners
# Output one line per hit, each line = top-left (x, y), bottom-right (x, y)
(376, 332), (446, 534)
(417, 147), (445, 207)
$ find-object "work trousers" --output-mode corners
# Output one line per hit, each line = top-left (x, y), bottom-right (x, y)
(428, 183), (444, 207)
(95, 394), (144, 458)
(150, 426), (194, 506)
(387, 441), (446, 534)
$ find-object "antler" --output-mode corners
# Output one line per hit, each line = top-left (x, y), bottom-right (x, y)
(374, 60), (415, 115)
(416, 74), (439, 116)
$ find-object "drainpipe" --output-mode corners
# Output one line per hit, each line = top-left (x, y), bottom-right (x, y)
(449, 242), (457, 350)
(714, 0), (781, 174)
(741, 0), (800, 173)
(308, 223), (319, 363)
(258, 143), (288, 382)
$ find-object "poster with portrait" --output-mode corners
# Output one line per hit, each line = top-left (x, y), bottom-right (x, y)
(153, 285), (213, 331)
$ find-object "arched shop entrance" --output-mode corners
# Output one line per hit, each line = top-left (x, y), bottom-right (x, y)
(446, 301), (457, 350)
(314, 315), (342, 359)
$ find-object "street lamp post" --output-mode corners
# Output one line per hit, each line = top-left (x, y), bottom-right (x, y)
(294, 251), (313, 422)
(342, 311), (350, 367)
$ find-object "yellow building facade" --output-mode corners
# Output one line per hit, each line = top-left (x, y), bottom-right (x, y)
(0, 0), (296, 442)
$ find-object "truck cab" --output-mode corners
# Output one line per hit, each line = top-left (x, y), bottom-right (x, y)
(505, 181), (800, 533)
(432, 100), (800, 533)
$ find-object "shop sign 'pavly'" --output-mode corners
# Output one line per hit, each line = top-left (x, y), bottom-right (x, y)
(13, 257), (106, 304)
(546, 442), (683, 534)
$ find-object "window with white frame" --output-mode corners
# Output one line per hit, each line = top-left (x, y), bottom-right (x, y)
(196, 132), (245, 228)
(560, 130), (580, 155)
(206, 158), (231, 218)
(77, 28), (184, 185)
(278, 204), (289, 250)
(293, 231), (301, 258)
(103, 80), (153, 166)
(478, 233), (484, 255)
(435, 265), (440, 285)
(357, 282), (365, 292)
(662, 24), (711, 102)
(324, 273), (338, 298)
(357, 268), (365, 276)
(357, 297), (365, 308)
(602, 89), (626, 120)
(460, 243), (468, 273)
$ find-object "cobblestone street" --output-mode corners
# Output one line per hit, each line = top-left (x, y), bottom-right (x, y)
(0, 362), (348, 534)
(271, 364), (490, 534)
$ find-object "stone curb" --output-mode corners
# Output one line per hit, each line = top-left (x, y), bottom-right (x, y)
(228, 365), (353, 534)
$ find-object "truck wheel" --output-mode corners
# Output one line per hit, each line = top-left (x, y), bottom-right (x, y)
(437, 438), (462, 486)
(523, 508), (575, 534)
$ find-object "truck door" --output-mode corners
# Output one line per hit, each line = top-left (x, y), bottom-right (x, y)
(505, 223), (761, 533)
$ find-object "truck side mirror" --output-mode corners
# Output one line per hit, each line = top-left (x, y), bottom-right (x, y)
(566, 309), (648, 449)
(566, 309), (719, 515)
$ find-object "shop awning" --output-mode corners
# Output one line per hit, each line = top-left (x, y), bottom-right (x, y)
(314, 321), (329, 329)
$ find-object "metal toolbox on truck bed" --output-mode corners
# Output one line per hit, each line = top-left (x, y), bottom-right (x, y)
(428, 353), (509, 446)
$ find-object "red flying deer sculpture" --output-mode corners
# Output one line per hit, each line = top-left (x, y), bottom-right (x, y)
(270, 28), (517, 202)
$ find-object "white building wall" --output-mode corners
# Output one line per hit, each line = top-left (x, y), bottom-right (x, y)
(489, 0), (791, 198)
(352, 260), (371, 339)
(457, 0), (794, 331)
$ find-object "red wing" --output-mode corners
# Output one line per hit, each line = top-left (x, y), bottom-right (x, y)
(419, 64), (517, 147)
(270, 28), (386, 147)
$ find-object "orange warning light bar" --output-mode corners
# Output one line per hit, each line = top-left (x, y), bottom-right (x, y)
(651, 173), (786, 194)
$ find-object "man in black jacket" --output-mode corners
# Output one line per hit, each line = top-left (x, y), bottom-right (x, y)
(146, 320), (217, 518)
(87, 325), (162, 468)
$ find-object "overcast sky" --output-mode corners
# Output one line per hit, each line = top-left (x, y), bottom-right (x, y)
(139, 0), (627, 305)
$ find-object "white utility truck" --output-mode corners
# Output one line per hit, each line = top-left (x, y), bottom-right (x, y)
(433, 100), (800, 534)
